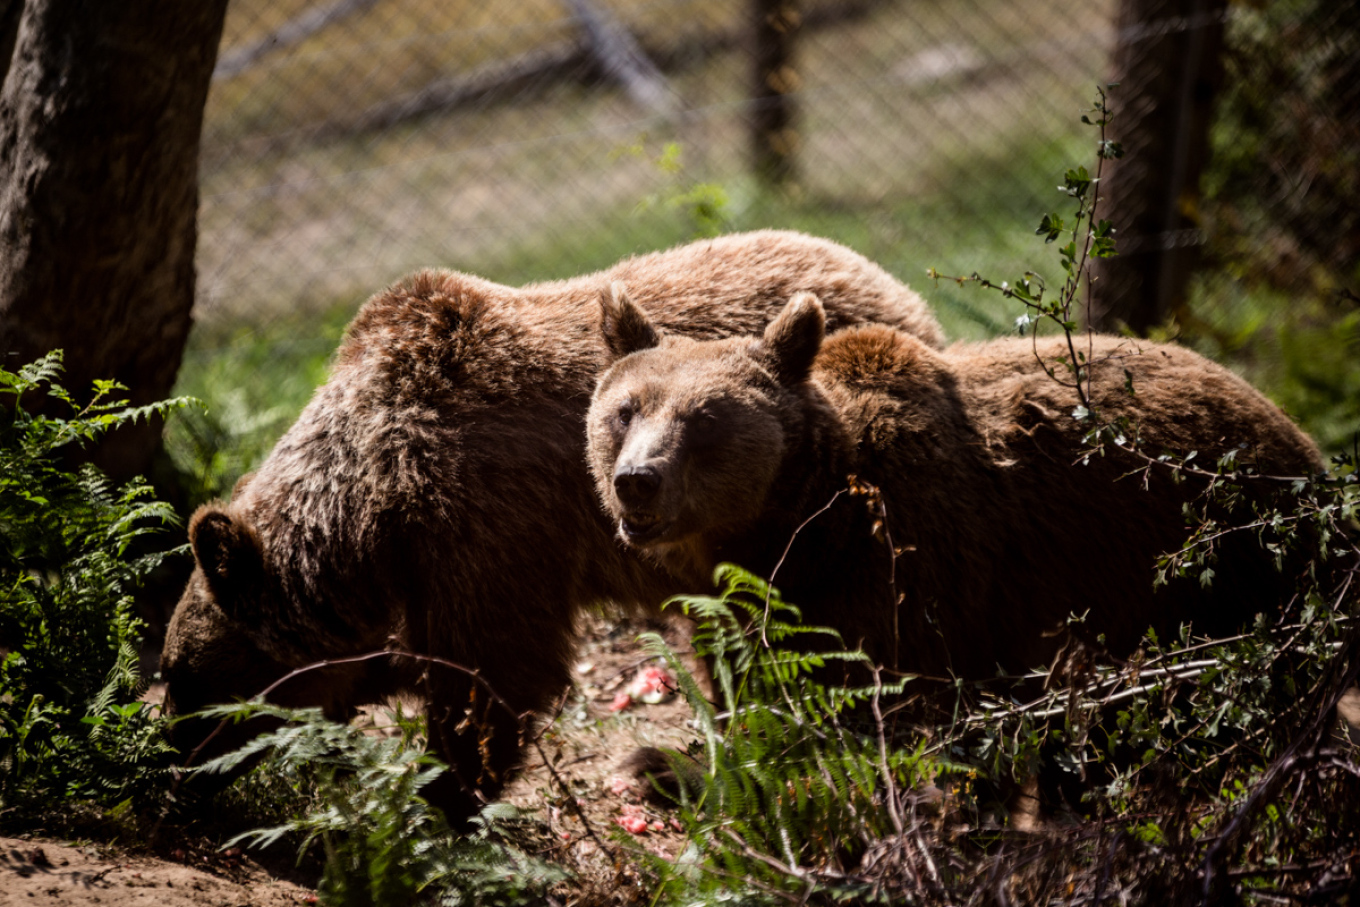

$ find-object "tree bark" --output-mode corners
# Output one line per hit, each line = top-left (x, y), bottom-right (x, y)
(0, 1), (228, 481)
(1087, 0), (1227, 334)
(0, 0), (22, 89)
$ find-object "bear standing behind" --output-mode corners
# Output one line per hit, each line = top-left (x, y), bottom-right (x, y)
(587, 291), (1323, 679)
(160, 231), (944, 822)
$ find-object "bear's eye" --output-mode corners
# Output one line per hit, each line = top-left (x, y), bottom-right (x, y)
(688, 409), (722, 448)
(615, 400), (636, 429)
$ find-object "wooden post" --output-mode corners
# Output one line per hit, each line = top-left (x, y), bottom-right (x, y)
(1087, 0), (1227, 334)
(749, 0), (801, 187)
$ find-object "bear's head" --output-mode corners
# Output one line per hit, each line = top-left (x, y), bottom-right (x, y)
(159, 505), (290, 770)
(161, 502), (374, 780)
(586, 285), (827, 578)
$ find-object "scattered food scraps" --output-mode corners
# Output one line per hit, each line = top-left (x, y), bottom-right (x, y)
(616, 803), (652, 835)
(610, 665), (678, 711)
(629, 665), (677, 704)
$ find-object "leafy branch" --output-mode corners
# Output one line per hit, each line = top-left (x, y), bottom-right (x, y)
(929, 84), (1123, 420)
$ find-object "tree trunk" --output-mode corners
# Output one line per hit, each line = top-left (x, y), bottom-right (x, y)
(0, 1), (228, 481)
(1087, 0), (1227, 334)
(0, 0), (21, 89)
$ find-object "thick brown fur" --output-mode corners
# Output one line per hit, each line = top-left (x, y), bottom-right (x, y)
(587, 293), (1324, 681)
(159, 231), (943, 821)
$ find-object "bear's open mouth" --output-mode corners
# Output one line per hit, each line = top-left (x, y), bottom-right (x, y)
(618, 512), (669, 545)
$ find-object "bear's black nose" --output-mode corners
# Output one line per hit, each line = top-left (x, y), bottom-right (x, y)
(614, 465), (661, 507)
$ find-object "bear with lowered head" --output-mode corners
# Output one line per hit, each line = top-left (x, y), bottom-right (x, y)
(160, 231), (944, 822)
(586, 291), (1323, 680)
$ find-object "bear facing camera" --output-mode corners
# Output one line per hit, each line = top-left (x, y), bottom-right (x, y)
(587, 290), (1323, 680)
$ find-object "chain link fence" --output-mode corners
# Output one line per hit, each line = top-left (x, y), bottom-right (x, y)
(188, 0), (1358, 459)
(197, 0), (1113, 330)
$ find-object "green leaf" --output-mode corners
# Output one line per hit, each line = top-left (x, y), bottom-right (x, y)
(1036, 213), (1065, 242)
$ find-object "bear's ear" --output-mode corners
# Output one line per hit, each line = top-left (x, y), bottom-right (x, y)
(599, 282), (661, 360)
(189, 506), (265, 621)
(755, 292), (826, 386)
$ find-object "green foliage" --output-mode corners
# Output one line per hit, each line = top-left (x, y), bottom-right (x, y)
(204, 702), (567, 906)
(1185, 277), (1360, 457)
(911, 89), (1360, 901)
(1172, 0), (1360, 457)
(628, 139), (733, 239)
(929, 85), (1123, 421)
(1202, 0), (1360, 293)
(166, 314), (348, 508)
(635, 565), (934, 904)
(0, 351), (190, 814)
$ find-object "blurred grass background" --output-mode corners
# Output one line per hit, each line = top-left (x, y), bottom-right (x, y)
(171, 0), (1359, 503)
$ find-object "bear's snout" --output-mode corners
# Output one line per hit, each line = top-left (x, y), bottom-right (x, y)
(614, 463), (662, 508)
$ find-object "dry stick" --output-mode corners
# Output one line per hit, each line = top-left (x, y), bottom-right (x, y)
(867, 487), (904, 673)
(964, 606), (1355, 730)
(913, 826), (942, 892)
(1112, 438), (1325, 485)
(987, 823), (1121, 907)
(1199, 636), (1360, 900)
(1093, 826), (1124, 907)
(1318, 751), (1360, 781)
(868, 666), (904, 839)
(759, 482), (905, 717)
(758, 487), (851, 721)
(166, 647), (617, 858)
(868, 664), (945, 897)
(764, 487), (847, 640)
(595, 651), (667, 687)
(719, 828), (813, 886)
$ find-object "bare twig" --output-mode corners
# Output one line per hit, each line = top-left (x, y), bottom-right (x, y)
(166, 646), (618, 858)
(869, 666), (905, 838)
(764, 487), (846, 643)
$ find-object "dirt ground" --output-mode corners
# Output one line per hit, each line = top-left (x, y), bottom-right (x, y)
(1, 614), (703, 907)
(0, 837), (310, 906)
(10, 615), (1360, 906)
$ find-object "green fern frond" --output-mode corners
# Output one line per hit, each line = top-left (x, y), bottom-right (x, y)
(209, 703), (567, 906)
(1, 352), (191, 812)
(5, 350), (68, 401)
(638, 564), (942, 901)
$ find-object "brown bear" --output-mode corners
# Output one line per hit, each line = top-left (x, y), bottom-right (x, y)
(160, 230), (944, 821)
(586, 291), (1323, 680)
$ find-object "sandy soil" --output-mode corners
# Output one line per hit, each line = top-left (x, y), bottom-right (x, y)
(0, 837), (311, 906)
(2, 614), (703, 907)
